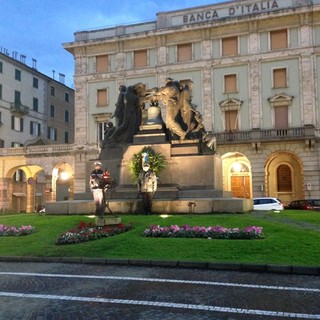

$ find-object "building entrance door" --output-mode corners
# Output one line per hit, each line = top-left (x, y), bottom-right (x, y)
(231, 176), (250, 198)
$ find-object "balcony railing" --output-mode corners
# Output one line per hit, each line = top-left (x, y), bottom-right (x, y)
(10, 102), (29, 115)
(212, 127), (316, 144)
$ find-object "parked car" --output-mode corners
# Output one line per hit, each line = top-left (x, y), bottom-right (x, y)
(287, 199), (320, 211)
(253, 197), (284, 211)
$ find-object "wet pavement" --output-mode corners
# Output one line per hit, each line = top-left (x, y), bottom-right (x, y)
(0, 261), (319, 320)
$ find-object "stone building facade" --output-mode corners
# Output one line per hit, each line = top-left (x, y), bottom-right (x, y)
(63, 0), (320, 206)
(0, 52), (75, 212)
(1, 0), (320, 213)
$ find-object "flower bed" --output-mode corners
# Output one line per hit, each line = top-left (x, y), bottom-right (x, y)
(56, 221), (134, 245)
(0, 224), (35, 236)
(143, 224), (264, 240)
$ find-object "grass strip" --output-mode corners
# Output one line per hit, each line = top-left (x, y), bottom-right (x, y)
(0, 212), (319, 266)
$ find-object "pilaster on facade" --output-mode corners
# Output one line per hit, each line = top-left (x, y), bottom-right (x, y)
(248, 59), (262, 129)
(202, 67), (213, 131)
(300, 53), (315, 126)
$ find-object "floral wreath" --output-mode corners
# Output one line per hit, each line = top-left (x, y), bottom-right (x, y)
(129, 146), (166, 182)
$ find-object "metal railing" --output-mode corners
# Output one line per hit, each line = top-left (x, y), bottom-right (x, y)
(10, 102), (29, 115)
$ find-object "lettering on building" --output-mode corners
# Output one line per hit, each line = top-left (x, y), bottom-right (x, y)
(183, 1), (280, 23)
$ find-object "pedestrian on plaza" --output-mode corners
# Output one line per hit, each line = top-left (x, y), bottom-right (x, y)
(89, 161), (109, 217)
(138, 161), (157, 215)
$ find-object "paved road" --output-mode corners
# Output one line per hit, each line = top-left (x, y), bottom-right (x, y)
(0, 262), (319, 320)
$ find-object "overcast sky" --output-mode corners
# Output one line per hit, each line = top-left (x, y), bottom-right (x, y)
(1, 0), (223, 88)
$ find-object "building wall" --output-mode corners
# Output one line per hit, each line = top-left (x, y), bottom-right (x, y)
(0, 52), (74, 147)
(61, 0), (320, 202)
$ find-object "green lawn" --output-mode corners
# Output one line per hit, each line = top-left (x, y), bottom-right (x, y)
(0, 211), (319, 266)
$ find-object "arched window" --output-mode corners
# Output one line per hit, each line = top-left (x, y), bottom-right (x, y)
(277, 164), (292, 192)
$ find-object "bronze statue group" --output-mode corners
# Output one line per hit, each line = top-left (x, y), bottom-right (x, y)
(90, 78), (215, 217)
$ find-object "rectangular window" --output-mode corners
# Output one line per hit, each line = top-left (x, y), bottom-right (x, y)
(15, 69), (21, 81)
(177, 43), (192, 62)
(0, 84), (2, 99)
(134, 50), (148, 68)
(97, 121), (108, 142)
(64, 131), (69, 143)
(224, 74), (237, 93)
(0, 139), (4, 148)
(33, 77), (38, 88)
(97, 88), (108, 106)
(50, 105), (55, 117)
(0, 61), (2, 73)
(225, 110), (239, 131)
(64, 92), (69, 102)
(11, 116), (24, 132)
(30, 121), (41, 136)
(12, 142), (23, 148)
(65, 110), (69, 123)
(270, 29), (288, 50)
(274, 106), (288, 129)
(47, 127), (57, 141)
(14, 90), (21, 103)
(273, 68), (287, 88)
(33, 98), (38, 112)
(50, 86), (55, 96)
(96, 55), (108, 72)
(222, 36), (238, 56)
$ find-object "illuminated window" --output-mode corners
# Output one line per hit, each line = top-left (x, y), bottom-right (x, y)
(177, 43), (192, 62)
(222, 36), (238, 56)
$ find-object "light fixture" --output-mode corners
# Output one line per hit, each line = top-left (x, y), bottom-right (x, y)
(233, 154), (242, 172)
(60, 162), (69, 181)
(233, 161), (242, 172)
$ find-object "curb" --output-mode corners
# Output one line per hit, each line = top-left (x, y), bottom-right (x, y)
(0, 256), (319, 276)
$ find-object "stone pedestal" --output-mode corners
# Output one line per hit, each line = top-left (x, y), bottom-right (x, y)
(95, 216), (121, 226)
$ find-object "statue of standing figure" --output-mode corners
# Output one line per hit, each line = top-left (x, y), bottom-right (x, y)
(108, 82), (146, 143)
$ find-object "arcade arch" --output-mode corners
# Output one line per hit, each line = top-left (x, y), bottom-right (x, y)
(221, 152), (252, 199)
(3, 161), (74, 213)
(265, 151), (304, 204)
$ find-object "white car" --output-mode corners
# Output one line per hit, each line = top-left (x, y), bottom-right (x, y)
(253, 197), (284, 211)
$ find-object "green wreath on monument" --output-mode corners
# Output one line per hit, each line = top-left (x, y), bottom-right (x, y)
(129, 146), (166, 182)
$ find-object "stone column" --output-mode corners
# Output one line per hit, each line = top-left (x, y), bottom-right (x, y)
(26, 182), (35, 213)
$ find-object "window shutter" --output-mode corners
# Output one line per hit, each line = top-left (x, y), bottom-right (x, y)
(177, 44), (192, 62)
(96, 55), (108, 72)
(20, 118), (24, 132)
(222, 37), (238, 56)
(11, 116), (14, 130)
(134, 50), (148, 67)
(30, 121), (33, 134)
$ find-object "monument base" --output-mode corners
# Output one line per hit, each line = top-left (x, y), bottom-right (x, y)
(95, 216), (122, 226)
